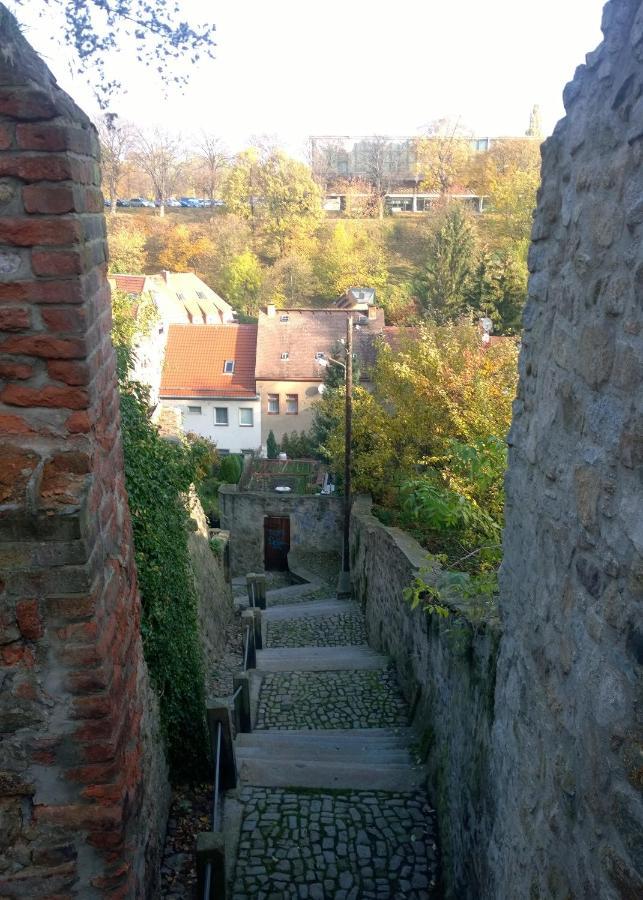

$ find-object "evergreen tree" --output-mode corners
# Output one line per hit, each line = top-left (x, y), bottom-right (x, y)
(266, 430), (279, 459)
(416, 205), (476, 323)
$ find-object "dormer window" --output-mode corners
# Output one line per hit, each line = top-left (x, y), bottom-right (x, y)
(196, 291), (206, 299)
(280, 314), (289, 323)
(223, 360), (235, 373)
(176, 292), (185, 301)
(281, 352), (289, 361)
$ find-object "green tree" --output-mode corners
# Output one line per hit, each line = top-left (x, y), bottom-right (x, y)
(416, 205), (476, 322)
(314, 222), (388, 299)
(107, 218), (147, 274)
(467, 249), (526, 335)
(219, 454), (243, 484)
(266, 430), (279, 459)
(221, 250), (263, 316)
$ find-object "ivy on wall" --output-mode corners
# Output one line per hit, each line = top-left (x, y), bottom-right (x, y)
(119, 374), (209, 780)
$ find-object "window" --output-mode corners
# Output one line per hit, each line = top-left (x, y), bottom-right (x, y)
(215, 407), (229, 426)
(239, 408), (254, 427)
(158, 325), (165, 335)
(176, 292), (185, 301)
(280, 352), (289, 361)
(268, 394), (280, 414)
(218, 449), (230, 456)
(315, 352), (325, 360)
(187, 406), (202, 415)
(286, 394), (299, 415)
(280, 314), (289, 323)
(196, 290), (206, 299)
(223, 360), (235, 373)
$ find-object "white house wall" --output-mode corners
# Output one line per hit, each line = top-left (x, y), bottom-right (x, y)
(160, 398), (262, 454)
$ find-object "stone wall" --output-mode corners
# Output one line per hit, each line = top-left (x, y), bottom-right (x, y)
(187, 490), (233, 683)
(489, 2), (643, 897)
(350, 497), (500, 898)
(0, 8), (169, 897)
(219, 484), (343, 576)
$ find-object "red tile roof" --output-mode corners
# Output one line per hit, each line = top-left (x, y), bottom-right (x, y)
(112, 274), (146, 294)
(255, 307), (386, 381)
(159, 324), (258, 398)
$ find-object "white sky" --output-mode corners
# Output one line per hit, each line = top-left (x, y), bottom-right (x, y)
(9, 0), (606, 155)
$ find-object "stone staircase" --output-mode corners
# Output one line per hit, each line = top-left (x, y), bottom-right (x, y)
(228, 587), (439, 899)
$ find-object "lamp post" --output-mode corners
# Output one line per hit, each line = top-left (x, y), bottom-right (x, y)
(316, 313), (353, 598)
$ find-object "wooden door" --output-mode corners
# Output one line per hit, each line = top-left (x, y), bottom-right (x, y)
(264, 516), (290, 571)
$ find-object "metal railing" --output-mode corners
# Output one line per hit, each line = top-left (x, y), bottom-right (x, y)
(197, 574), (264, 899)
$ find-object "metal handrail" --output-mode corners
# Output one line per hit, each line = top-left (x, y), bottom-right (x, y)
(202, 719), (223, 900)
(243, 623), (251, 670)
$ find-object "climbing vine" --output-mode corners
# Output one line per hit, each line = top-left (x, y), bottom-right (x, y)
(119, 373), (209, 780)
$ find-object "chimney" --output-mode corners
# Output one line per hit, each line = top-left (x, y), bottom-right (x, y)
(266, 304), (276, 317)
(368, 306), (377, 320)
(162, 270), (170, 283)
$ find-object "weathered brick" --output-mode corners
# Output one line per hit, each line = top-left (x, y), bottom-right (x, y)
(0, 384), (88, 409)
(0, 280), (84, 305)
(22, 183), (75, 215)
(0, 412), (36, 434)
(0, 217), (81, 247)
(0, 123), (13, 149)
(0, 361), (33, 379)
(0, 155), (73, 182)
(65, 410), (91, 433)
(34, 803), (123, 830)
(0, 306), (30, 331)
(41, 307), (87, 334)
(1, 642), (35, 667)
(47, 360), (89, 386)
(0, 445), (39, 503)
(31, 249), (83, 277)
(0, 88), (57, 120)
(16, 600), (43, 641)
(0, 334), (85, 358)
(16, 124), (92, 154)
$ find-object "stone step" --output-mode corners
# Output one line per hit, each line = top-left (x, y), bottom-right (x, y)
(255, 645), (388, 673)
(236, 729), (424, 791)
(264, 598), (359, 621)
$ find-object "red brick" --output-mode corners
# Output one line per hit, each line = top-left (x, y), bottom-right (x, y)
(1, 384), (88, 409)
(45, 592), (97, 622)
(81, 782), (125, 803)
(70, 695), (114, 720)
(0, 218), (81, 247)
(66, 410), (91, 433)
(0, 307), (30, 331)
(34, 803), (122, 830)
(0, 334), (85, 358)
(87, 830), (124, 851)
(0, 155), (72, 182)
(0, 361), (33, 379)
(32, 249), (83, 277)
(0, 445), (39, 502)
(0, 413), (36, 434)
(66, 671), (110, 697)
(16, 124), (94, 155)
(90, 861), (131, 891)
(47, 360), (89, 386)
(1, 642), (35, 667)
(0, 89), (57, 120)
(0, 280), (83, 305)
(67, 760), (120, 785)
(23, 184), (75, 215)
(41, 307), (87, 334)
(0, 123), (13, 149)
(16, 599), (43, 640)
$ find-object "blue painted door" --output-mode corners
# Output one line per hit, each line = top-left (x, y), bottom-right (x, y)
(264, 516), (290, 570)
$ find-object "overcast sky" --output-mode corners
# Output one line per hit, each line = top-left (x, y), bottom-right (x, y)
(10, 0), (606, 155)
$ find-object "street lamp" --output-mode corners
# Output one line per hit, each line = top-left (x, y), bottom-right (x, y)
(316, 313), (353, 598)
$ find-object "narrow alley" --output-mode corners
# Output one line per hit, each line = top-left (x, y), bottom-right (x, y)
(228, 575), (440, 899)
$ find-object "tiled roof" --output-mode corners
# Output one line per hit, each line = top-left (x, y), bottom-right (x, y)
(255, 307), (385, 381)
(381, 326), (421, 350)
(111, 274), (146, 294)
(159, 324), (258, 398)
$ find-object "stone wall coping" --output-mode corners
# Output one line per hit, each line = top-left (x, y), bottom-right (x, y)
(352, 495), (501, 633)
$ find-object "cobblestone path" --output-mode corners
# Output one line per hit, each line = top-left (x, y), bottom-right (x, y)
(229, 584), (439, 898)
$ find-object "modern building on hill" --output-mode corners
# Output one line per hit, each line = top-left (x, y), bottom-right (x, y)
(110, 271), (236, 402)
(255, 304), (385, 446)
(158, 324), (261, 454)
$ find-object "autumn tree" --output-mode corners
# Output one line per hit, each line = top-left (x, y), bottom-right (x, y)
(475, 138), (541, 250)
(415, 119), (474, 195)
(222, 149), (263, 223)
(314, 221), (388, 299)
(156, 224), (215, 273)
(194, 133), (229, 202)
(361, 136), (401, 219)
(106, 217), (147, 273)
(134, 129), (184, 216)
(98, 115), (132, 212)
(221, 251), (263, 316)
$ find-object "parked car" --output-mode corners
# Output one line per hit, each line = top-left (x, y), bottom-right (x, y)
(179, 197), (200, 208)
(129, 197), (155, 208)
(165, 198), (182, 207)
(116, 198), (130, 207)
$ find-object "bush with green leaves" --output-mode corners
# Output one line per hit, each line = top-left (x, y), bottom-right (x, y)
(266, 430), (279, 459)
(119, 375), (209, 781)
(219, 454), (243, 483)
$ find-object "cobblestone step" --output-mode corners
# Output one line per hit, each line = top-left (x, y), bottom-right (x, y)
(256, 646), (388, 673)
(264, 598), (358, 620)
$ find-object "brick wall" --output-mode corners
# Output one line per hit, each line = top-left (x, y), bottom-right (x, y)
(0, 7), (169, 897)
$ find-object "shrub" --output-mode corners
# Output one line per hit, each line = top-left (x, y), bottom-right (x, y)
(266, 429), (279, 459)
(219, 453), (243, 483)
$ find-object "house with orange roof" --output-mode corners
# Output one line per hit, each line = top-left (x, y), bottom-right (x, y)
(255, 304), (385, 446)
(109, 270), (236, 402)
(158, 324), (261, 454)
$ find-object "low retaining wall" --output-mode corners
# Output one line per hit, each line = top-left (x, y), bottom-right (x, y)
(219, 485), (343, 576)
(350, 496), (501, 898)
